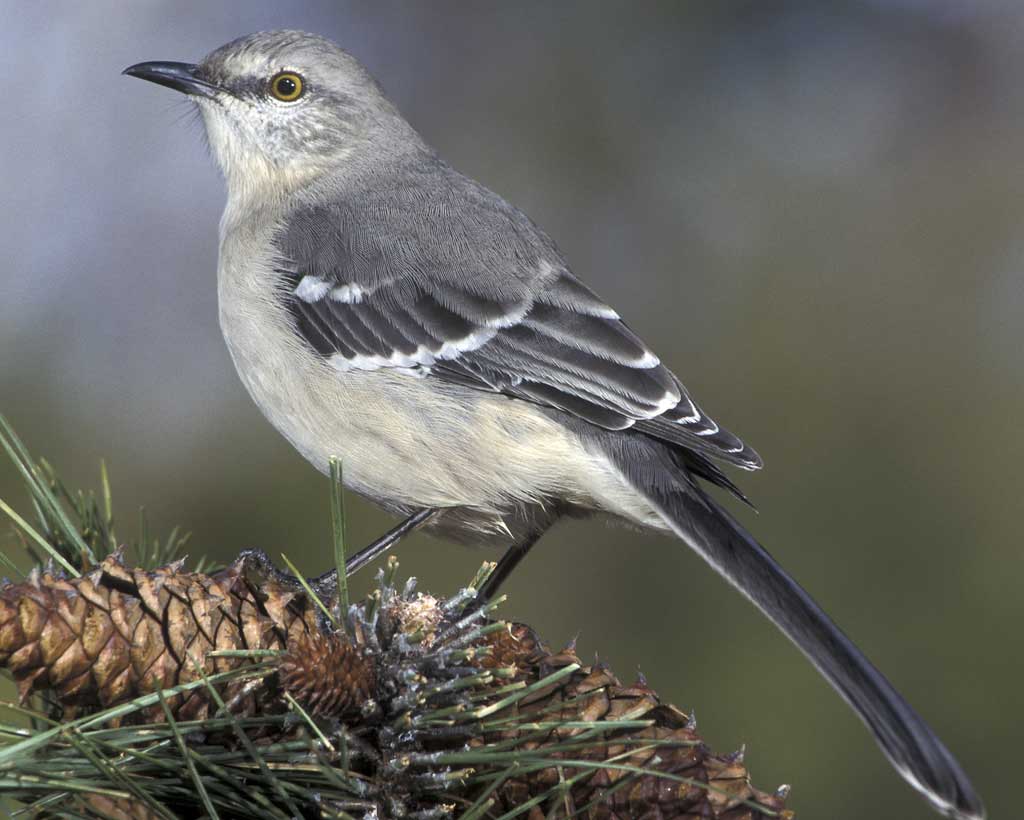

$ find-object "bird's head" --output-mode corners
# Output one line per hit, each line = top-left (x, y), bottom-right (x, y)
(124, 31), (420, 199)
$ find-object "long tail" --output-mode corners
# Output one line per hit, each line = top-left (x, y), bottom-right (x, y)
(635, 474), (983, 819)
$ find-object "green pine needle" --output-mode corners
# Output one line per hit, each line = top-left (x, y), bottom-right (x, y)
(158, 691), (220, 820)
(0, 496), (78, 577)
(330, 456), (350, 617)
(0, 415), (96, 567)
(280, 552), (337, 628)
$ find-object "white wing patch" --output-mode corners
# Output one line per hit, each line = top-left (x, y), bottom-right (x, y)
(693, 418), (719, 436)
(672, 404), (701, 424)
(329, 349), (432, 373)
(653, 389), (683, 416)
(326, 306), (532, 375)
(487, 302), (531, 329)
(586, 305), (621, 320)
(636, 350), (661, 369)
(330, 283), (366, 304)
(296, 276), (370, 305)
(294, 275), (331, 302)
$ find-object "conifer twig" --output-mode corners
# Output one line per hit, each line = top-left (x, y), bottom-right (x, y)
(0, 417), (792, 819)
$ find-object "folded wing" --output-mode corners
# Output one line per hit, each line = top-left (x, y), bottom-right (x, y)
(274, 159), (762, 471)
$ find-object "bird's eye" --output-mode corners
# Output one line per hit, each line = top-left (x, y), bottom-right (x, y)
(269, 72), (304, 102)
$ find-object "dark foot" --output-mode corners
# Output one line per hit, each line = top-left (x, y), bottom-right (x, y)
(308, 507), (439, 604)
(467, 527), (548, 612)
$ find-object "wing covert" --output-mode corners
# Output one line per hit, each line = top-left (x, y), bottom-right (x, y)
(273, 160), (762, 470)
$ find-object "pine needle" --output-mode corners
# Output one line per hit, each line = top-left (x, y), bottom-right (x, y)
(0, 497), (78, 576)
(330, 456), (350, 617)
(280, 552), (337, 628)
(157, 691), (220, 820)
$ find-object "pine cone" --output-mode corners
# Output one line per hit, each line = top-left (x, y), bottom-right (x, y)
(0, 555), (790, 819)
(279, 627), (376, 717)
(0, 551), (323, 722)
(478, 625), (791, 819)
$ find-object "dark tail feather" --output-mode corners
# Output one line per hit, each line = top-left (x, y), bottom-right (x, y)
(643, 481), (984, 819)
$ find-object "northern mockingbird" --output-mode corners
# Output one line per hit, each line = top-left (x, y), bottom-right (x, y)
(124, 31), (982, 819)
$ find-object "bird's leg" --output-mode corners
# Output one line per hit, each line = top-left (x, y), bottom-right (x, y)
(309, 507), (439, 601)
(472, 523), (553, 607)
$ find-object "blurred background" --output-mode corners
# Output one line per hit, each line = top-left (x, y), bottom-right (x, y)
(1, 1), (1020, 817)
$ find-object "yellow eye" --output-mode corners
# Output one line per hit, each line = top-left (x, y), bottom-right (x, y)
(270, 71), (304, 102)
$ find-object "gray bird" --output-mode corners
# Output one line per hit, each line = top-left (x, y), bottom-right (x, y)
(124, 31), (982, 819)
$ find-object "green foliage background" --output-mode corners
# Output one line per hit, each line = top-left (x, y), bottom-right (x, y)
(1, 3), (1018, 818)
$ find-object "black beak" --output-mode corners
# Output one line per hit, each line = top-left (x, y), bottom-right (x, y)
(122, 61), (220, 98)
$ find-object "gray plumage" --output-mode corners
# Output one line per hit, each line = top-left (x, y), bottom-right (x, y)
(123, 31), (983, 820)
(276, 156), (758, 469)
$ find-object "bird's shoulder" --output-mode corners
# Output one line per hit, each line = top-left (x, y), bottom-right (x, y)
(276, 156), (562, 295)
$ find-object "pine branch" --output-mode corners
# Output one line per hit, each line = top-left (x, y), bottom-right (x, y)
(0, 416), (792, 819)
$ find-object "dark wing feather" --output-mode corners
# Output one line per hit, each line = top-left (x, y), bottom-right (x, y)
(274, 157), (762, 471)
